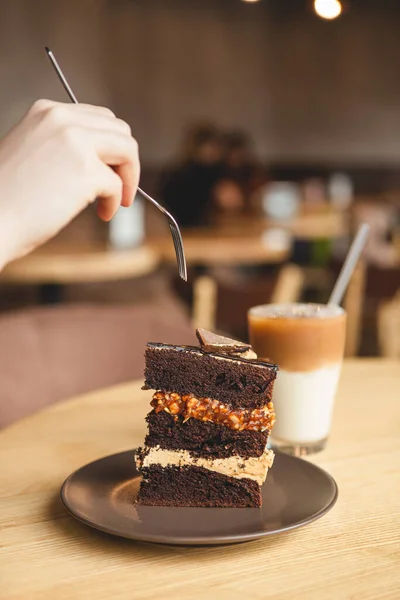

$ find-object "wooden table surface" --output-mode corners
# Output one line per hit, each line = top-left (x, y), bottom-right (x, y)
(0, 359), (399, 600)
(150, 232), (290, 266)
(215, 211), (349, 240)
(0, 243), (160, 285)
(151, 210), (347, 267)
(0, 210), (347, 285)
(0, 233), (287, 285)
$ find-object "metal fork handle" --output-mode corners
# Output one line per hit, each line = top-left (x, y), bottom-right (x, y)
(137, 187), (176, 222)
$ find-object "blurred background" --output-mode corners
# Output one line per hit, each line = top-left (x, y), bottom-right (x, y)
(0, 0), (399, 426)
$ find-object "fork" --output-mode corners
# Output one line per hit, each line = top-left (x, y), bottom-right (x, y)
(45, 46), (187, 281)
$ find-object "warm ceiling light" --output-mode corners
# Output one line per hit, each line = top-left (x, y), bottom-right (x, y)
(314, 0), (342, 20)
(241, 0), (262, 3)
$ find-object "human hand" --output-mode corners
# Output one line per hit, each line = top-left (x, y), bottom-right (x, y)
(0, 100), (140, 268)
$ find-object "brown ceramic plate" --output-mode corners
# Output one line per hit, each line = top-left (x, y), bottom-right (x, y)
(60, 450), (338, 546)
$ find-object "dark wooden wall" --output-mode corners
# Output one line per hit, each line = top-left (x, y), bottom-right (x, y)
(1, 0), (400, 168)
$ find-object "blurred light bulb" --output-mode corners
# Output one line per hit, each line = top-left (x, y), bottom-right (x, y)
(241, 0), (262, 3)
(314, 0), (342, 19)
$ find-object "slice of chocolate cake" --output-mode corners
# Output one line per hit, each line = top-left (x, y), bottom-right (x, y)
(136, 331), (278, 508)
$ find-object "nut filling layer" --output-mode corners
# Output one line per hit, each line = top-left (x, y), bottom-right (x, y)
(151, 391), (275, 432)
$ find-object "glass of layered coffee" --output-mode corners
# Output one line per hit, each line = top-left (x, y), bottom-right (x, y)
(248, 303), (346, 455)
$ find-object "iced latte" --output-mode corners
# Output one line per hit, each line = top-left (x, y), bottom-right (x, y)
(248, 303), (346, 455)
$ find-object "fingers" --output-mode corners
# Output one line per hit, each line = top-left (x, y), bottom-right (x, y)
(89, 131), (140, 208)
(29, 99), (55, 113)
(30, 99), (116, 119)
(94, 164), (124, 222)
(32, 99), (132, 139)
(114, 160), (141, 208)
(68, 104), (116, 118)
(90, 131), (138, 164)
(29, 100), (140, 217)
(31, 99), (129, 134)
(35, 101), (131, 136)
(93, 156), (140, 221)
(62, 111), (131, 136)
(57, 104), (131, 136)
(93, 158), (140, 221)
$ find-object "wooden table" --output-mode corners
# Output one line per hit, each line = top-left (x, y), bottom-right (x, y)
(0, 242), (160, 285)
(151, 232), (290, 266)
(0, 359), (399, 599)
(0, 209), (345, 284)
(286, 210), (348, 240)
(212, 210), (349, 239)
(150, 210), (348, 267)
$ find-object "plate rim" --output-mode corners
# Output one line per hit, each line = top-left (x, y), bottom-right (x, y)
(60, 449), (339, 546)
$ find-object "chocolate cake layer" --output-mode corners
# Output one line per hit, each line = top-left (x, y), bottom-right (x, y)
(143, 343), (278, 409)
(145, 409), (269, 459)
(137, 464), (262, 507)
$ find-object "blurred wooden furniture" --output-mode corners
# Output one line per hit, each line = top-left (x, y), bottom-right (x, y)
(192, 275), (217, 330)
(1, 209), (345, 286)
(344, 260), (367, 357)
(358, 263), (400, 356)
(378, 290), (400, 357)
(279, 211), (348, 240)
(0, 242), (160, 285)
(0, 303), (195, 429)
(270, 263), (305, 304)
(192, 264), (305, 332)
(215, 210), (348, 240)
(153, 210), (347, 269)
(1, 359), (399, 599)
(352, 200), (399, 269)
(152, 231), (290, 266)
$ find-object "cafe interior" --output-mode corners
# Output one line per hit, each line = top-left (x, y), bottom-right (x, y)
(0, 0), (398, 427)
(0, 1), (399, 598)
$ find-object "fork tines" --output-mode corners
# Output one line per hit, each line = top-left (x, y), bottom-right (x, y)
(169, 222), (187, 281)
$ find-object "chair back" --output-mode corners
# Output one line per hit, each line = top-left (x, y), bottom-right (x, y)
(0, 302), (195, 429)
(378, 291), (400, 358)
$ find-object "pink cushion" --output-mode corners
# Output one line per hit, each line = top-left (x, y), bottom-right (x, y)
(0, 302), (195, 429)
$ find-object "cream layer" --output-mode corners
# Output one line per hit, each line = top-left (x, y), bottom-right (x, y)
(137, 445), (274, 485)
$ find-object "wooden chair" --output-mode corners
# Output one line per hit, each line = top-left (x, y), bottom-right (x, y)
(270, 263), (305, 305)
(192, 264), (305, 333)
(192, 275), (218, 331)
(378, 290), (400, 358)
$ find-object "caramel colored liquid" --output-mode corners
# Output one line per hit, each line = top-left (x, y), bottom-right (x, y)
(248, 309), (346, 372)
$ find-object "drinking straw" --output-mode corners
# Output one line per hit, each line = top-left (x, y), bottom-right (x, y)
(328, 223), (370, 306)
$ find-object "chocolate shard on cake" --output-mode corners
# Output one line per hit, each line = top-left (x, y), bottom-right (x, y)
(196, 328), (251, 354)
(136, 335), (278, 508)
(196, 328), (258, 360)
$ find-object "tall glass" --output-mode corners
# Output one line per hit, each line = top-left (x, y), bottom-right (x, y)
(248, 303), (346, 456)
